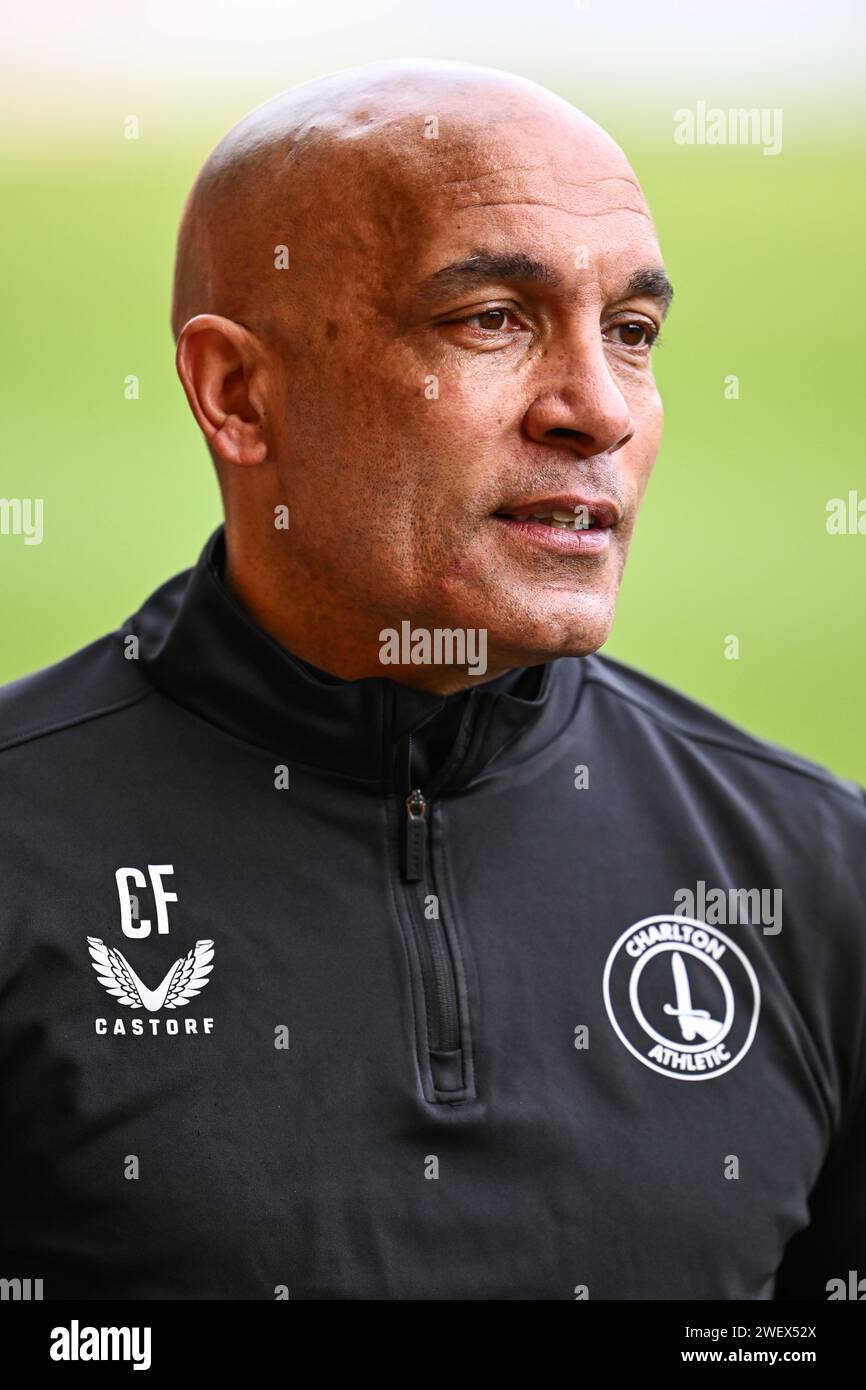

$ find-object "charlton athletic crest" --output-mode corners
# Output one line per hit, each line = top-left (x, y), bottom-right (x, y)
(603, 914), (760, 1081)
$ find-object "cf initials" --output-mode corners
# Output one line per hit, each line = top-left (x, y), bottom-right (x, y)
(115, 865), (177, 938)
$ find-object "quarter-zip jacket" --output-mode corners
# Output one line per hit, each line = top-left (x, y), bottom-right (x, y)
(1, 526), (864, 1301)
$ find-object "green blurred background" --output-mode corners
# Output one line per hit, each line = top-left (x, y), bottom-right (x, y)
(2, 0), (864, 780)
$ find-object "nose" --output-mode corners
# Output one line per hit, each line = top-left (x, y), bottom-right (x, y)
(522, 338), (635, 458)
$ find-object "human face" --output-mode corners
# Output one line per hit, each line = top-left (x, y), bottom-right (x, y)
(264, 108), (670, 676)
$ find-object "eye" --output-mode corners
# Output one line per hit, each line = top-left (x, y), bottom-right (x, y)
(448, 306), (526, 335)
(606, 320), (662, 351)
(470, 308), (518, 332)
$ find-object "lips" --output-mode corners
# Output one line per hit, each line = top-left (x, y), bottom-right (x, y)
(492, 495), (621, 530)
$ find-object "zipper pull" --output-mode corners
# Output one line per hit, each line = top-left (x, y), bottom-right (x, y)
(403, 788), (428, 882)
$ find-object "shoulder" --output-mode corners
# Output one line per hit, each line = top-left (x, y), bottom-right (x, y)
(0, 631), (153, 758)
(578, 650), (866, 816)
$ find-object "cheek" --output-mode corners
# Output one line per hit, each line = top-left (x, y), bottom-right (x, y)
(641, 371), (664, 427)
(407, 381), (514, 500)
(630, 383), (664, 476)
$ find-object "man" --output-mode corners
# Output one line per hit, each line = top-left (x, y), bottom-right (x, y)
(1, 60), (863, 1301)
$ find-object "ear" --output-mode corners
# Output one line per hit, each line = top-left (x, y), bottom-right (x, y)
(175, 314), (269, 467)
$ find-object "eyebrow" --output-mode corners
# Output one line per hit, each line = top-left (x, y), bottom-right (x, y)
(412, 249), (674, 318)
(620, 266), (674, 317)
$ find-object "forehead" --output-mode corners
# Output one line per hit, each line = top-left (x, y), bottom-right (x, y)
(423, 116), (646, 214)
(278, 102), (663, 327)
(355, 113), (660, 294)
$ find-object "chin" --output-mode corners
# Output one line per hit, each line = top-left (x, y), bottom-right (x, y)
(485, 595), (618, 668)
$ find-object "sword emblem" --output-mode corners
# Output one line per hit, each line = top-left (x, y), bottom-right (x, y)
(663, 951), (722, 1042)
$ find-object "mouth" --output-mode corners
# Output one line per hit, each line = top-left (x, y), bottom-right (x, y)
(490, 495), (620, 556)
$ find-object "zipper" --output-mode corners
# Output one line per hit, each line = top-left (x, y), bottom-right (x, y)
(402, 786), (460, 1055)
(403, 788), (428, 884)
(396, 698), (483, 1097)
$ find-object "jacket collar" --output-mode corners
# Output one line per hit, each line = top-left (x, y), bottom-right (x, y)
(127, 526), (580, 789)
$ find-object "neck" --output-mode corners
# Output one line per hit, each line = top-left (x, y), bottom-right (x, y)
(223, 526), (514, 695)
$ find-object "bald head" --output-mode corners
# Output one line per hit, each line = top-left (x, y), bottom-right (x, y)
(170, 60), (635, 343)
(171, 60), (669, 690)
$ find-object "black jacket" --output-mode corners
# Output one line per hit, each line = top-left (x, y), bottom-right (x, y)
(1, 526), (864, 1300)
